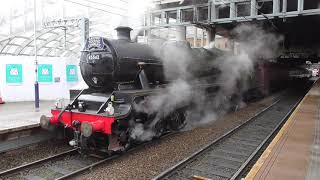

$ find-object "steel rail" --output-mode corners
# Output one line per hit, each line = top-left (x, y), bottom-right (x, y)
(0, 149), (78, 177)
(230, 95), (304, 179)
(1, 128), (175, 179)
(55, 153), (121, 180)
(230, 82), (316, 180)
(152, 99), (282, 180)
(55, 132), (176, 180)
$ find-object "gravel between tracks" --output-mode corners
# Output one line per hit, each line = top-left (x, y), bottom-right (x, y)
(0, 139), (72, 172)
(76, 94), (281, 180)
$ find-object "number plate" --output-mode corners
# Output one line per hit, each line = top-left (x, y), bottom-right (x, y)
(87, 54), (100, 64)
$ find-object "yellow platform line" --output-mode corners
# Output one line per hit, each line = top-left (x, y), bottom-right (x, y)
(245, 82), (319, 180)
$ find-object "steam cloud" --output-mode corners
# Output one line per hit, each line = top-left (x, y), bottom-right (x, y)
(130, 24), (283, 141)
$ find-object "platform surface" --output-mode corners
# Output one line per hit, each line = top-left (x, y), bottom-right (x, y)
(0, 101), (54, 134)
(246, 80), (320, 180)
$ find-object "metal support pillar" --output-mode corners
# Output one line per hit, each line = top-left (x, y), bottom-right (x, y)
(143, 14), (148, 43)
(80, 17), (89, 48)
(282, 0), (287, 13)
(201, 29), (204, 47)
(24, 2), (27, 32)
(63, 27), (67, 50)
(176, 25), (186, 41)
(193, 7), (197, 21)
(206, 28), (216, 46)
(161, 11), (166, 24)
(251, 0), (257, 16)
(33, 0), (39, 111)
(230, 39), (235, 54)
(208, 2), (217, 22)
(177, 9), (182, 24)
(193, 27), (197, 47)
(210, 1), (216, 22)
(298, 0), (304, 12)
(230, 2), (236, 18)
(273, 0), (280, 14)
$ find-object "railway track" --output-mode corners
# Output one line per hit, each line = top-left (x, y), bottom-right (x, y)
(0, 132), (174, 180)
(0, 127), (56, 154)
(0, 146), (131, 180)
(153, 90), (306, 180)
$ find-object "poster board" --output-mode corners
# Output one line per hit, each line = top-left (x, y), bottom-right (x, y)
(38, 64), (53, 83)
(66, 65), (78, 82)
(6, 64), (23, 85)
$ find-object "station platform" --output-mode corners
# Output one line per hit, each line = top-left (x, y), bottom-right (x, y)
(246, 80), (320, 180)
(0, 101), (53, 134)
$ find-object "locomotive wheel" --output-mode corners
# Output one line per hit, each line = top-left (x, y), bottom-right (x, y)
(168, 111), (186, 131)
(119, 130), (132, 153)
(78, 135), (91, 154)
(154, 120), (165, 138)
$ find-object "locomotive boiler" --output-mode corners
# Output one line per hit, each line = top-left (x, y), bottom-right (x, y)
(81, 27), (165, 90)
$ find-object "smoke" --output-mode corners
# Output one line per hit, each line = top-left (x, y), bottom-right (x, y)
(233, 24), (283, 58)
(131, 80), (192, 141)
(130, 24), (283, 141)
(130, 123), (155, 141)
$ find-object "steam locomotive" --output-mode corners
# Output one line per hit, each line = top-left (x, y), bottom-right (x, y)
(40, 27), (288, 153)
(41, 27), (188, 153)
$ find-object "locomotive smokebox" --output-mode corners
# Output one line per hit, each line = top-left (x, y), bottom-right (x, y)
(115, 26), (132, 41)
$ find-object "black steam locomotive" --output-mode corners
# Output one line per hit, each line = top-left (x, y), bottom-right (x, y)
(40, 27), (288, 153)
(41, 27), (196, 153)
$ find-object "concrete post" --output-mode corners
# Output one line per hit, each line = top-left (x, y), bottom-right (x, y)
(251, 0), (257, 16)
(176, 25), (187, 41)
(273, 0), (280, 14)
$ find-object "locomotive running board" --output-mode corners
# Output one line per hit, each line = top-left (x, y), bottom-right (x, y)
(57, 89), (92, 123)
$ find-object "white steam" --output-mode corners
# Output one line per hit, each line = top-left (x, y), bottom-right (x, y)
(130, 24), (283, 141)
(119, 0), (154, 39)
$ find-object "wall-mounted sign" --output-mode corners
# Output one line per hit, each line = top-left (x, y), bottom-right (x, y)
(66, 65), (78, 82)
(38, 64), (53, 83)
(6, 64), (23, 84)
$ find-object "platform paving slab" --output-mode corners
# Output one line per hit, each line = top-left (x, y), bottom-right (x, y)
(0, 101), (55, 134)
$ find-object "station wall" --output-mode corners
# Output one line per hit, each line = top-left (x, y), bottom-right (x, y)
(0, 56), (81, 102)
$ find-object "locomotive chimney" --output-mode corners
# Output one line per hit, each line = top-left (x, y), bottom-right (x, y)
(115, 26), (132, 41)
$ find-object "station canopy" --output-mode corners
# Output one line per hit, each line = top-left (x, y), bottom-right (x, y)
(0, 0), (151, 58)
